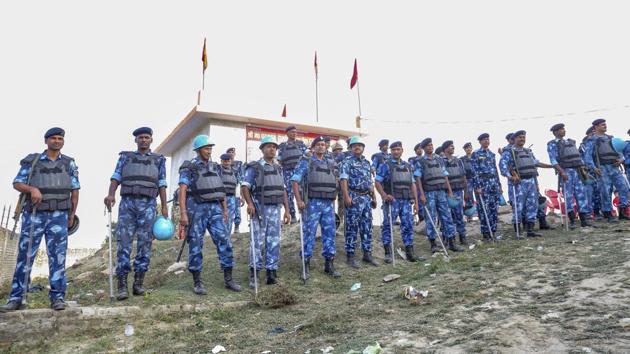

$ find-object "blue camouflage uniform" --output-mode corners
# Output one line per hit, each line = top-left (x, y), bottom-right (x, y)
(377, 157), (416, 247)
(110, 151), (166, 276)
(547, 139), (590, 214)
(623, 140), (630, 186)
(291, 155), (337, 260)
(371, 151), (390, 174)
(179, 158), (234, 272)
(278, 140), (308, 219)
(409, 155), (425, 221)
(9, 152), (80, 302)
(460, 155), (476, 210)
(221, 164), (241, 236)
(471, 148), (501, 234)
(242, 159), (283, 270)
(584, 134), (629, 212)
(442, 155), (467, 238)
(580, 140), (602, 214)
(232, 160), (244, 229)
(339, 154), (374, 254)
(415, 155), (456, 240)
(499, 147), (539, 224)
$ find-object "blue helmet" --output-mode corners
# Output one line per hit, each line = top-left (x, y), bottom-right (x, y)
(464, 205), (477, 217)
(612, 137), (626, 153)
(192, 135), (214, 151)
(447, 197), (462, 209)
(153, 216), (175, 241)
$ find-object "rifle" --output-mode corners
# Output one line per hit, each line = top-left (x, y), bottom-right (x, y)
(11, 155), (40, 239)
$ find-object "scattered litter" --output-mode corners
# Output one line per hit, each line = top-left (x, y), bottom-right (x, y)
(305, 350), (311, 354)
(165, 261), (187, 274)
(396, 247), (407, 260)
(566, 240), (578, 244)
(403, 286), (428, 305)
(124, 324), (134, 337)
(619, 318), (630, 328)
(362, 342), (382, 354)
(174, 270), (184, 275)
(212, 345), (227, 353)
(541, 312), (560, 321)
(424, 263), (431, 267)
(351, 283), (362, 291)
(383, 274), (400, 283)
(292, 324), (305, 332)
(524, 247), (534, 250)
(85, 293), (94, 297)
(96, 289), (105, 295)
(581, 347), (592, 353)
(430, 273), (436, 278)
(429, 339), (442, 346)
(262, 351), (272, 354)
(537, 246), (544, 251)
(469, 244), (475, 250)
(321, 346), (334, 353)
(268, 327), (286, 336)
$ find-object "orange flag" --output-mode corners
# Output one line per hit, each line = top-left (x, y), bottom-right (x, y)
(350, 59), (358, 89)
(202, 38), (208, 72)
(282, 104), (287, 117)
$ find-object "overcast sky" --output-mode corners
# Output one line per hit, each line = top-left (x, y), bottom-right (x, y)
(1, 1), (629, 249)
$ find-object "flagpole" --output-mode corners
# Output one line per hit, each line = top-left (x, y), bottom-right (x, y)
(202, 71), (205, 91)
(356, 79), (362, 117)
(315, 75), (319, 122)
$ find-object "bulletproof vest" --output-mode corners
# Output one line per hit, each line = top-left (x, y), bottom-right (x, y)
(221, 166), (238, 196)
(25, 154), (73, 211)
(555, 139), (583, 168)
(119, 152), (161, 198)
(181, 160), (226, 203)
(594, 135), (618, 165)
(251, 162), (285, 204)
(460, 156), (473, 179)
(384, 161), (413, 199)
(445, 157), (466, 191)
(306, 159), (337, 200)
(514, 148), (537, 179)
(420, 157), (446, 191)
(280, 142), (303, 170)
(371, 152), (386, 166)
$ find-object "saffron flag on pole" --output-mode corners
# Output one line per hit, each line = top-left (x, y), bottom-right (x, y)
(350, 59), (358, 89)
(202, 38), (208, 72)
(282, 104), (287, 117)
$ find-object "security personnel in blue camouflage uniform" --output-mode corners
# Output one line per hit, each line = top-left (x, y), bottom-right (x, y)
(500, 130), (553, 237)
(292, 136), (341, 278)
(584, 119), (630, 222)
(220, 153), (241, 236)
(461, 142), (475, 219)
(278, 126), (308, 224)
(414, 138), (463, 253)
(547, 123), (594, 228)
(241, 136), (290, 286)
(442, 140), (470, 245)
(178, 135), (241, 294)
(624, 129), (630, 186)
(339, 136), (379, 267)
(376, 141), (424, 261)
(408, 142), (425, 222)
(331, 142), (346, 221)
(226, 147), (244, 234)
(499, 133), (519, 231)
(471, 133), (502, 241)
(104, 127), (168, 301)
(580, 127), (603, 220)
(371, 139), (390, 175)
(1, 127), (80, 312)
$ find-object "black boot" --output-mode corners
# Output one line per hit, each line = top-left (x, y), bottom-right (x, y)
(567, 211), (577, 230)
(526, 222), (542, 237)
(383, 246), (393, 264)
(248, 267), (259, 289)
(362, 251), (380, 266)
(539, 216), (554, 230)
(50, 299), (66, 311)
(579, 213), (594, 227)
(448, 238), (464, 252)
(429, 239), (440, 253)
(116, 274), (129, 301)
(459, 234), (468, 246)
(482, 232), (492, 242)
(265, 269), (278, 285)
(604, 211), (619, 223)
(132, 272), (146, 296)
(324, 258), (341, 278)
(404, 245), (424, 262)
(593, 208), (603, 221)
(234, 224), (240, 234)
(346, 253), (360, 268)
(303, 258), (311, 280)
(619, 207), (630, 221)
(0, 300), (25, 312)
(192, 271), (207, 295)
(224, 268), (242, 291)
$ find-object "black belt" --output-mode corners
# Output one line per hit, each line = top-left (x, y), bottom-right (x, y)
(350, 189), (370, 195)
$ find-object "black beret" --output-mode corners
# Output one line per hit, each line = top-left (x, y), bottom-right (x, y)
(226, 147), (235, 153)
(505, 133), (513, 140)
(419, 138), (432, 148)
(477, 133), (489, 141)
(435, 147), (443, 154)
(592, 118), (606, 126)
(378, 139), (389, 147)
(311, 136), (326, 147)
(585, 126), (594, 135)
(550, 123), (564, 132)
(513, 130), (526, 138)
(44, 127), (65, 139)
(389, 141), (402, 149)
(414, 142), (423, 151)
(441, 140), (454, 151)
(463, 142), (472, 149)
(285, 125), (297, 132)
(324, 136), (331, 142)
(220, 153), (232, 161)
(132, 127), (153, 137)
(627, 129), (630, 135)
